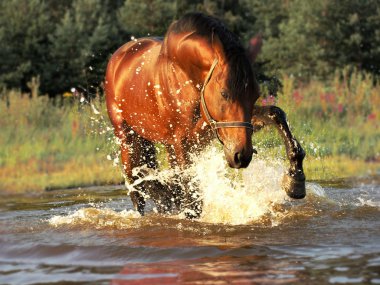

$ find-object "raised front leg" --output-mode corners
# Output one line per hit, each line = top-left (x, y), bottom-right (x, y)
(252, 105), (306, 199)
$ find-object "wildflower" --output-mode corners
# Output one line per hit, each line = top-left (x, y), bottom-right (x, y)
(367, 113), (376, 121)
(336, 104), (344, 113)
(261, 95), (276, 106)
(293, 90), (303, 105)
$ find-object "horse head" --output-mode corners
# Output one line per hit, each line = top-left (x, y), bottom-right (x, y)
(169, 13), (260, 168)
(200, 55), (257, 168)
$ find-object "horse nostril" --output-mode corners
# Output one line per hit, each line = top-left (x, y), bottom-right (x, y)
(232, 150), (253, 168)
(234, 152), (242, 165)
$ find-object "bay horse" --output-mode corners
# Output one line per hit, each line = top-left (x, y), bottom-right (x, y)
(105, 13), (305, 217)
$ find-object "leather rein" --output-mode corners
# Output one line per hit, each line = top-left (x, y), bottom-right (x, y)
(200, 59), (254, 144)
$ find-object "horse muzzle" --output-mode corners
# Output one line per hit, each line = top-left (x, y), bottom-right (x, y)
(224, 147), (253, 169)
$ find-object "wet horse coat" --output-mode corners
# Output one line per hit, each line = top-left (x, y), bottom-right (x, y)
(105, 13), (305, 216)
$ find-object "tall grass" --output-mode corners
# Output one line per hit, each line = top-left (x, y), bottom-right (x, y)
(0, 70), (379, 193)
(0, 91), (122, 193)
(257, 69), (379, 161)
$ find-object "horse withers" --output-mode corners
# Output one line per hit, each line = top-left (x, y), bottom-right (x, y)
(104, 13), (305, 217)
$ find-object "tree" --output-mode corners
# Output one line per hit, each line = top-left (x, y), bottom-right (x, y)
(254, 0), (380, 79)
(117, 0), (256, 41)
(258, 0), (325, 78)
(46, 0), (117, 96)
(318, 0), (380, 75)
(117, 0), (176, 37)
(0, 0), (53, 90)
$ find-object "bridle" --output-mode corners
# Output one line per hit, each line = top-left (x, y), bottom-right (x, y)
(200, 58), (254, 144)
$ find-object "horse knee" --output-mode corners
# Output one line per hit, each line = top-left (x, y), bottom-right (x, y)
(267, 106), (287, 123)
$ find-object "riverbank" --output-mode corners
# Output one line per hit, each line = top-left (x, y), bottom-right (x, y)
(1, 71), (379, 194)
(1, 153), (379, 195)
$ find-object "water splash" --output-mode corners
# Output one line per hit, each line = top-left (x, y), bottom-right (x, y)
(190, 147), (287, 224)
(125, 146), (327, 225)
(357, 197), (380, 207)
(49, 208), (140, 229)
(49, 146), (329, 228)
(53, 94), (329, 226)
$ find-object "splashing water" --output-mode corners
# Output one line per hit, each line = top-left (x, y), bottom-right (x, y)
(122, 146), (326, 225)
(49, 144), (326, 227)
(187, 147), (287, 224)
(49, 96), (327, 227)
(49, 208), (141, 229)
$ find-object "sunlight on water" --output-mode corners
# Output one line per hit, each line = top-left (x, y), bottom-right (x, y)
(192, 147), (288, 224)
(189, 147), (325, 225)
(50, 99), (328, 226)
(49, 208), (140, 229)
(49, 146), (327, 228)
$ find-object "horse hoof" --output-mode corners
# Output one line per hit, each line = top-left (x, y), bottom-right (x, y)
(282, 173), (306, 199)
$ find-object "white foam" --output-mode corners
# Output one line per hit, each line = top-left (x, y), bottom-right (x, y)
(306, 183), (326, 197)
(49, 208), (140, 229)
(190, 147), (288, 224)
(50, 146), (320, 227)
(126, 146), (295, 225)
(357, 197), (380, 208)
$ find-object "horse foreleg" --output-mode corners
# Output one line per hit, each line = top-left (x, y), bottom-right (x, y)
(252, 105), (306, 199)
(118, 131), (174, 215)
(130, 137), (173, 215)
(165, 142), (203, 218)
(111, 121), (146, 214)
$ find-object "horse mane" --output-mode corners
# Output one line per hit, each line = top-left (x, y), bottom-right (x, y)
(168, 12), (254, 100)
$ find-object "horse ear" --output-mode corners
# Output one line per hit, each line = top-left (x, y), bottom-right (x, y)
(247, 34), (262, 63)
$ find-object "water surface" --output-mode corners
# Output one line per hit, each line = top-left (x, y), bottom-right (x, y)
(1, 156), (379, 284)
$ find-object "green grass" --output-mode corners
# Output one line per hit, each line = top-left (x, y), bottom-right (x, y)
(256, 69), (380, 161)
(0, 91), (124, 193)
(0, 70), (379, 194)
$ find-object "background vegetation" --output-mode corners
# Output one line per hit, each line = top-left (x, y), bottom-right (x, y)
(0, 0), (379, 193)
(1, 0), (380, 95)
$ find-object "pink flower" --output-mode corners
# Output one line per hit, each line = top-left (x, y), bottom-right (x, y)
(367, 113), (376, 121)
(261, 95), (276, 106)
(320, 92), (336, 104)
(293, 90), (303, 105)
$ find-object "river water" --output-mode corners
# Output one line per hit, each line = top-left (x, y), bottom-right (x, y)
(1, 150), (379, 284)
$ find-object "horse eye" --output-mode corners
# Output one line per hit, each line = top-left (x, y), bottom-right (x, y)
(220, 90), (229, 99)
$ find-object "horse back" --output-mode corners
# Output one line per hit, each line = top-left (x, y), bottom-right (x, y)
(105, 38), (174, 141)
(105, 37), (162, 99)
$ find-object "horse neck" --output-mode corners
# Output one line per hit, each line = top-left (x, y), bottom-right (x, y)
(158, 32), (228, 101)
(155, 44), (198, 98)
(165, 31), (224, 80)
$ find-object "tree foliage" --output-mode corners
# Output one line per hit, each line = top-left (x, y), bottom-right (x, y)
(46, 0), (117, 95)
(0, 0), (379, 96)
(0, 0), (53, 90)
(118, 0), (176, 37)
(318, 0), (380, 74)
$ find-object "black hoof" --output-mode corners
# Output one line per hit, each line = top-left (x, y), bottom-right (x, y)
(282, 172), (306, 199)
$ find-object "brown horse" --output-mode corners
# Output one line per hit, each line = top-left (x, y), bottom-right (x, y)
(105, 13), (305, 217)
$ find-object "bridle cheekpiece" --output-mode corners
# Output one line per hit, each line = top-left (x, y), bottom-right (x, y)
(200, 59), (254, 144)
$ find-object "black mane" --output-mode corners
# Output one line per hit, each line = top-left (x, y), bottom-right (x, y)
(169, 13), (254, 100)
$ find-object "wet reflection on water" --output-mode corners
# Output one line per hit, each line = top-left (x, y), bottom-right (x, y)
(0, 176), (379, 284)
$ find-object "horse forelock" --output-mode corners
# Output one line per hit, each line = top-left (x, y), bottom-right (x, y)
(167, 12), (254, 101)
